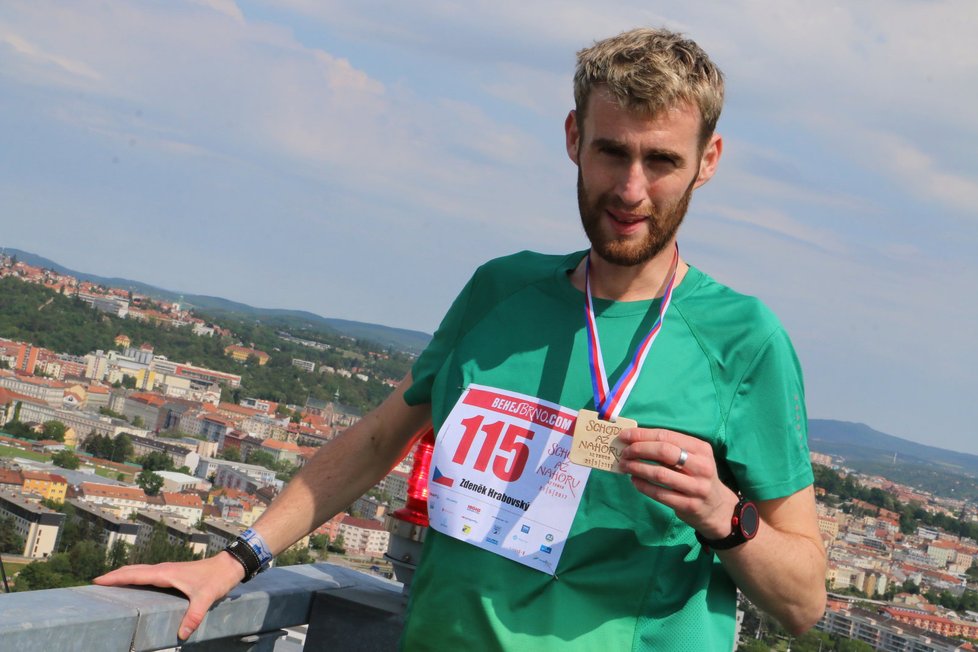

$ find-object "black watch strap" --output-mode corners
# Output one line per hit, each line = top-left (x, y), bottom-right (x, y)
(224, 537), (265, 582)
(695, 495), (759, 551)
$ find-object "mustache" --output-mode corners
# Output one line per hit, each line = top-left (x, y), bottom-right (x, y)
(599, 197), (658, 220)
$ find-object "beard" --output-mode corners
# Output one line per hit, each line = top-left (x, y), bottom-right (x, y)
(577, 168), (695, 266)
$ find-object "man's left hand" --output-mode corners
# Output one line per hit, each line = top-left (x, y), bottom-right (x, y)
(617, 427), (737, 539)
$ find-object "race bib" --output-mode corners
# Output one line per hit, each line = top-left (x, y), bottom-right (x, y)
(428, 384), (591, 575)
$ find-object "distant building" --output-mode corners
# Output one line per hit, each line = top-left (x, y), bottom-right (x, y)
(223, 345), (270, 366)
(0, 371), (67, 406)
(134, 511), (208, 558)
(65, 499), (140, 555)
(77, 292), (129, 318)
(154, 471), (210, 494)
(20, 470), (68, 502)
(200, 518), (244, 556)
(336, 515), (390, 558)
(291, 359), (315, 373)
(0, 490), (65, 559)
(260, 439), (301, 465)
(78, 482), (148, 518)
(0, 338), (41, 375)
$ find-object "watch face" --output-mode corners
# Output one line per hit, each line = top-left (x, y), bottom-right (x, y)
(740, 502), (759, 538)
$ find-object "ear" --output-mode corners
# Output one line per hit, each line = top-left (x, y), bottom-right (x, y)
(565, 110), (580, 165)
(693, 132), (722, 189)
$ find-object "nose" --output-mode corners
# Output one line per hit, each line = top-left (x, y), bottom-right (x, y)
(616, 161), (647, 208)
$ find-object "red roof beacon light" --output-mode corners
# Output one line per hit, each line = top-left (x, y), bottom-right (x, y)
(392, 428), (435, 528)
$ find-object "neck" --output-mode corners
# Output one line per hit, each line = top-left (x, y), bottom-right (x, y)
(570, 243), (688, 301)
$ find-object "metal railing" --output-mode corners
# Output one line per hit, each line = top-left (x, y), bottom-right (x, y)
(0, 563), (405, 651)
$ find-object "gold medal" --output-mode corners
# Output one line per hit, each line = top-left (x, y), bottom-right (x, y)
(569, 409), (636, 473)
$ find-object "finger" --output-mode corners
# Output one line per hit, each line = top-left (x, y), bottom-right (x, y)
(620, 440), (701, 475)
(179, 598), (210, 641)
(621, 457), (700, 495)
(626, 473), (705, 514)
(93, 564), (174, 588)
(617, 428), (712, 455)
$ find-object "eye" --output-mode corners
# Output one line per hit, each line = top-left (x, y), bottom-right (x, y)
(646, 153), (679, 167)
(598, 145), (628, 159)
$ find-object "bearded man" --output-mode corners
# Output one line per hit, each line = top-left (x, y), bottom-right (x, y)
(98, 27), (826, 651)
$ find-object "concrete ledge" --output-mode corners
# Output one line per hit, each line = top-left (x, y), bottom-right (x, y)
(0, 563), (404, 652)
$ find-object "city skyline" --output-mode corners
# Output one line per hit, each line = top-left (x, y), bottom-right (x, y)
(1, 2), (975, 455)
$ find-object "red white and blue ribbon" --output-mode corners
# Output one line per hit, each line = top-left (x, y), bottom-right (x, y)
(584, 245), (679, 422)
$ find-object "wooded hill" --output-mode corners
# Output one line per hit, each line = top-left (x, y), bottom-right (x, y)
(0, 277), (413, 412)
(3, 247), (432, 354)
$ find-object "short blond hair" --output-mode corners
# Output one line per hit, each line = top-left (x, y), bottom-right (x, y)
(573, 28), (725, 147)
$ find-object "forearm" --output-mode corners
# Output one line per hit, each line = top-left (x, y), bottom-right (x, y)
(716, 490), (827, 634)
(249, 376), (431, 555)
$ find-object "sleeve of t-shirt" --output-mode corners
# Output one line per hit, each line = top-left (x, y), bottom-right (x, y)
(402, 272), (477, 406)
(723, 327), (814, 502)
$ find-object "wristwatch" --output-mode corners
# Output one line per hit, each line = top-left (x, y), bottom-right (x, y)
(695, 494), (759, 550)
(223, 530), (273, 582)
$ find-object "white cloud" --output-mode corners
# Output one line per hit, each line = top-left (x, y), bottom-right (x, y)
(868, 131), (978, 216)
(191, 0), (245, 23)
(0, 28), (101, 84)
(701, 204), (849, 254)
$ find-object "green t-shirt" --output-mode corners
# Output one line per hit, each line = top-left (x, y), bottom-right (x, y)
(401, 251), (813, 651)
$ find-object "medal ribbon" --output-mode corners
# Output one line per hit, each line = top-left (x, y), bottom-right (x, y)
(584, 244), (680, 422)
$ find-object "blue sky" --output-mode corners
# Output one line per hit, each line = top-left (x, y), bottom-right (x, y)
(1, 1), (976, 455)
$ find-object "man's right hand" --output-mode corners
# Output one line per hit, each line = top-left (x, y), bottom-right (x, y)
(93, 551), (246, 641)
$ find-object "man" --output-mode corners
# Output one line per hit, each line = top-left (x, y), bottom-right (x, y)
(97, 28), (826, 650)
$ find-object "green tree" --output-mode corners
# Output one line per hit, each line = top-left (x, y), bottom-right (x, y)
(108, 539), (130, 570)
(246, 449), (276, 470)
(0, 515), (24, 554)
(136, 470), (164, 496)
(966, 563), (978, 582)
(51, 449), (81, 470)
(132, 522), (200, 564)
(275, 546), (314, 567)
(13, 558), (69, 591)
(309, 534), (329, 550)
(2, 420), (37, 439)
(790, 631), (833, 652)
(68, 539), (106, 582)
(83, 433), (114, 459)
(219, 447), (241, 462)
(41, 420), (67, 442)
(131, 415), (145, 429)
(136, 450), (175, 472)
(112, 433), (134, 462)
(327, 533), (346, 554)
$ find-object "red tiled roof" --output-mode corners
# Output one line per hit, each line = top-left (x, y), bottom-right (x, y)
(218, 402), (262, 417)
(261, 439), (300, 452)
(340, 515), (386, 531)
(130, 392), (166, 407)
(80, 482), (147, 501)
(162, 492), (203, 508)
(0, 469), (23, 485)
(22, 470), (68, 484)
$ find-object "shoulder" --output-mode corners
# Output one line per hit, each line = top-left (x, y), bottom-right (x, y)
(678, 267), (785, 339)
(469, 250), (583, 297)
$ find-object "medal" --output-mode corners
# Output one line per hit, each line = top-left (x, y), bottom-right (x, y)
(570, 245), (679, 472)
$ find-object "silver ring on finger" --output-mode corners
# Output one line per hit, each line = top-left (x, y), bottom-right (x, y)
(673, 447), (688, 470)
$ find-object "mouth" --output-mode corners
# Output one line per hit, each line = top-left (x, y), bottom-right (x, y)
(605, 209), (648, 233)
